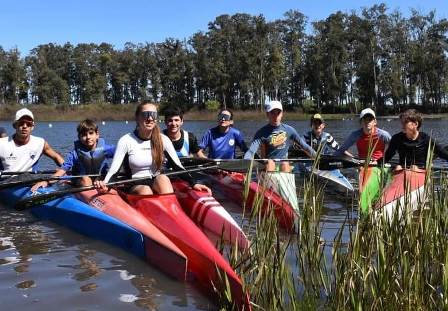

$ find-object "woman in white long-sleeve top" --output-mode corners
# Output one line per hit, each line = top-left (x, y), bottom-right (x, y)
(95, 102), (210, 195)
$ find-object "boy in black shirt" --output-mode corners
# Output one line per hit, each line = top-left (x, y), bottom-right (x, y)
(383, 109), (448, 170)
(163, 107), (205, 158)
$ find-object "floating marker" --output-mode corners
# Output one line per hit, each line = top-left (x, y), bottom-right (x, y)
(125, 120), (128, 124)
(102, 121), (106, 125)
(48, 123), (53, 128)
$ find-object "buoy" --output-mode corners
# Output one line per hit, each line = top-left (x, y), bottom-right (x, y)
(48, 123), (53, 128)
(102, 121), (106, 125)
(125, 120), (128, 124)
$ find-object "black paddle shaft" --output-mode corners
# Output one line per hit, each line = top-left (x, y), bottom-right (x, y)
(14, 160), (256, 210)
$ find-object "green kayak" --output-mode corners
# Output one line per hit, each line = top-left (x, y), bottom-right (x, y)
(359, 166), (391, 214)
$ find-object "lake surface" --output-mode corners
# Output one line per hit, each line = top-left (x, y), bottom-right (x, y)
(0, 117), (447, 310)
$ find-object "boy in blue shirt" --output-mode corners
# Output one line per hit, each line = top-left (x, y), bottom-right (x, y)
(244, 100), (316, 172)
(31, 119), (115, 190)
(198, 109), (248, 159)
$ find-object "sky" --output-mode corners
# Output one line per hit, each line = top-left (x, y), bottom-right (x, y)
(1, 0), (447, 55)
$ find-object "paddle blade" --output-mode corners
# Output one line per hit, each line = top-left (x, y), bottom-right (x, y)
(15, 192), (59, 210)
(14, 185), (96, 210)
(316, 155), (362, 170)
(0, 173), (51, 190)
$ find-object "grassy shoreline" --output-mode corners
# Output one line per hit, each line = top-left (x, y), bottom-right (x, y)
(2, 104), (448, 122)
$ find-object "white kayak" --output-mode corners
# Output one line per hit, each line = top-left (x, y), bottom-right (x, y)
(296, 163), (354, 192)
(263, 171), (299, 214)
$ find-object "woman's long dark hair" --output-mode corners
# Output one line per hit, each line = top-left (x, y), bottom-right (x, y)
(135, 102), (163, 170)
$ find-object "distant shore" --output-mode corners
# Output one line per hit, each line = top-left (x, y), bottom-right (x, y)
(1, 104), (448, 122)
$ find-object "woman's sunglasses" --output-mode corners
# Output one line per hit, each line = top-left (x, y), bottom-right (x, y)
(139, 111), (158, 121)
(217, 114), (232, 122)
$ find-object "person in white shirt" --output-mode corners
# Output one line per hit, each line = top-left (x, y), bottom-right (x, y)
(0, 108), (64, 173)
(95, 102), (210, 195)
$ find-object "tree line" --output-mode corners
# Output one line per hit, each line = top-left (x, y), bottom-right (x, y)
(1, 3), (447, 114)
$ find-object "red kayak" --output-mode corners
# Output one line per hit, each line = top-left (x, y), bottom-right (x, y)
(76, 189), (187, 280)
(208, 170), (296, 232)
(120, 191), (251, 310)
(375, 169), (427, 219)
(172, 178), (249, 250)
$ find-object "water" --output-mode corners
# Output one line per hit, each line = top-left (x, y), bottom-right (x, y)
(0, 117), (447, 310)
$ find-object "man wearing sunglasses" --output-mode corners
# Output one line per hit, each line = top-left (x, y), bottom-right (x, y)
(198, 109), (248, 159)
(163, 107), (205, 158)
(0, 108), (64, 172)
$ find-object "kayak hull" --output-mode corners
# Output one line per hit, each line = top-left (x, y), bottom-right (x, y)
(263, 171), (299, 213)
(209, 170), (297, 232)
(359, 167), (391, 214)
(76, 189), (187, 280)
(171, 179), (249, 250)
(121, 192), (250, 310)
(375, 169), (427, 220)
(0, 186), (146, 259)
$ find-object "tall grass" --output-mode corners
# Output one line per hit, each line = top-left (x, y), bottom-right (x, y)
(219, 156), (448, 310)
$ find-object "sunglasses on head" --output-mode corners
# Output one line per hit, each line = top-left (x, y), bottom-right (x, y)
(217, 113), (232, 122)
(139, 111), (158, 121)
(16, 120), (34, 127)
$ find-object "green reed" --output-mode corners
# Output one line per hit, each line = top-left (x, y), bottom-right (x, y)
(217, 153), (448, 310)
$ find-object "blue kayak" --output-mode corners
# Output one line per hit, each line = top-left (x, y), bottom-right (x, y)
(0, 185), (146, 259)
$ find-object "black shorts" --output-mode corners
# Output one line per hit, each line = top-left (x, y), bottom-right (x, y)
(120, 177), (155, 192)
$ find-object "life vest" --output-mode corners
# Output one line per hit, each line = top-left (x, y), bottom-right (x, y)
(176, 130), (190, 158)
(356, 129), (386, 160)
(74, 138), (107, 175)
(305, 131), (338, 155)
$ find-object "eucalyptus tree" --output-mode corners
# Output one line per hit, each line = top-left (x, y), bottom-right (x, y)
(0, 47), (28, 105)
(155, 38), (194, 111)
(305, 12), (350, 112)
(25, 43), (71, 105)
(408, 11), (448, 112)
(72, 43), (110, 104)
(264, 21), (286, 107)
(96, 43), (115, 103)
(190, 31), (214, 108)
(380, 10), (409, 110)
(278, 10), (308, 109)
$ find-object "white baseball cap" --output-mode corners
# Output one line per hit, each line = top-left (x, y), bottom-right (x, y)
(359, 108), (376, 119)
(14, 108), (34, 122)
(265, 100), (283, 112)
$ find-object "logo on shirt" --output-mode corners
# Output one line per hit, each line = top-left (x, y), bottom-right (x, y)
(6, 152), (17, 161)
(270, 131), (287, 148)
(30, 151), (37, 160)
(228, 139), (235, 146)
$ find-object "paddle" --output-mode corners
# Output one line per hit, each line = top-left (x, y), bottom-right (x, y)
(180, 157), (266, 171)
(0, 170), (57, 177)
(181, 155), (362, 171)
(0, 173), (102, 190)
(14, 160), (255, 210)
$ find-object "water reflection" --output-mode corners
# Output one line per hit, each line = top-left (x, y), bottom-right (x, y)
(0, 205), (213, 310)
